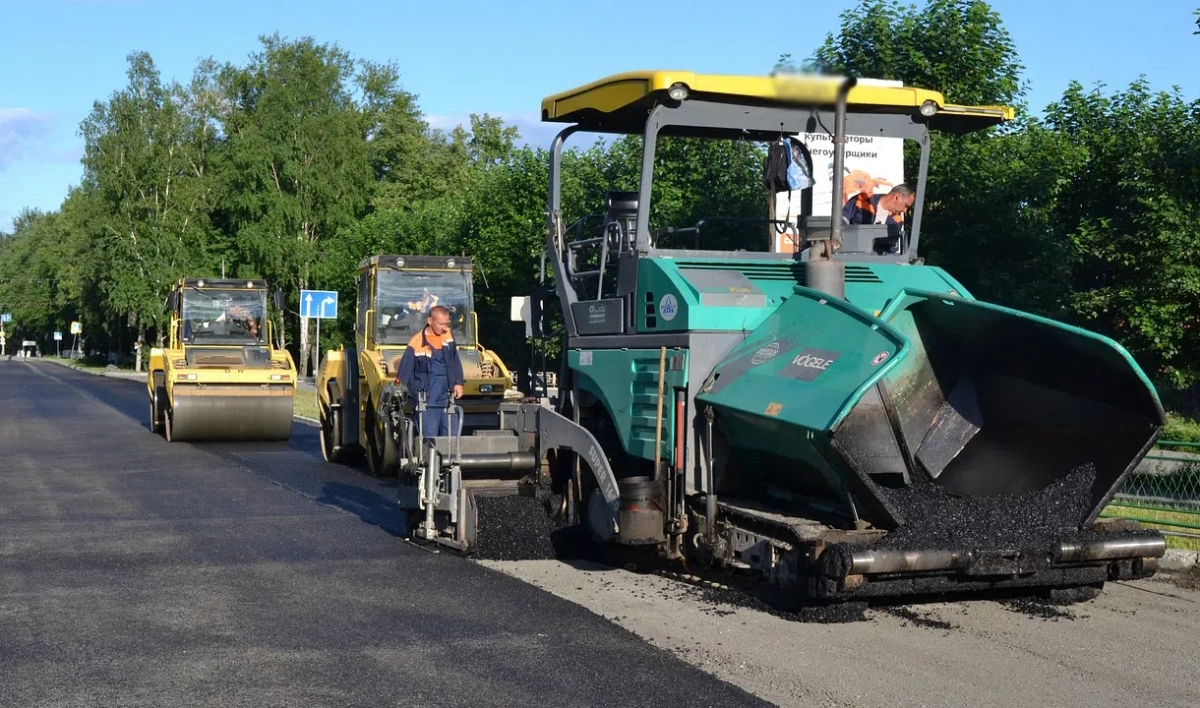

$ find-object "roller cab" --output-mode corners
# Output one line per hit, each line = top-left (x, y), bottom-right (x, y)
(148, 278), (296, 443)
(316, 255), (522, 478)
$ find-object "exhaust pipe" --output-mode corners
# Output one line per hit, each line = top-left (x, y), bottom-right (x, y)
(805, 75), (856, 300)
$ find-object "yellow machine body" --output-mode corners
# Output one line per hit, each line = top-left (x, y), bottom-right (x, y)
(148, 277), (297, 442)
(315, 255), (517, 474)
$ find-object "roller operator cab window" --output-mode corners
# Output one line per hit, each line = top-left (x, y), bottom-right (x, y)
(181, 288), (267, 344)
(374, 269), (475, 347)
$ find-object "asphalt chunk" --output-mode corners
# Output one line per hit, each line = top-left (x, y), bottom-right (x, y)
(882, 606), (958, 631)
(679, 582), (871, 624)
(471, 494), (569, 561)
(998, 596), (1078, 621)
(873, 462), (1101, 552)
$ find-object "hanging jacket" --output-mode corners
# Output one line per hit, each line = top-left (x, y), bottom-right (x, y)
(762, 139), (790, 194)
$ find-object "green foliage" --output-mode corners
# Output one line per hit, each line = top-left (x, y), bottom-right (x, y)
(812, 0), (1026, 111)
(1046, 79), (1200, 387)
(1163, 413), (1200, 444)
(807, 0), (1200, 392)
(78, 51), (222, 340)
(1, 0), (1198, 405)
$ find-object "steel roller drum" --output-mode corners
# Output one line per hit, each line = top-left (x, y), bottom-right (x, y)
(168, 385), (294, 442)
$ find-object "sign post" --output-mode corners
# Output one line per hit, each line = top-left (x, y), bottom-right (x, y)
(70, 321), (82, 358)
(54, 331), (62, 357)
(1, 313), (10, 357)
(299, 289), (338, 381)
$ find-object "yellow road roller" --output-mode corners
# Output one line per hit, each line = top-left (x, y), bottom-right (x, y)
(315, 254), (518, 475)
(148, 277), (297, 442)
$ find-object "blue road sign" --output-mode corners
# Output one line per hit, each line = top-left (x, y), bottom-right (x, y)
(1, 313), (11, 323)
(53, 331), (62, 341)
(299, 290), (338, 319)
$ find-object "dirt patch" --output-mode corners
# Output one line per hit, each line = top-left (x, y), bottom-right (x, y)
(1166, 564), (1200, 590)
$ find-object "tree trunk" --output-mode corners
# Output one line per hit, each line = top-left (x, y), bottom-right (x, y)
(135, 323), (145, 372)
(298, 278), (310, 378)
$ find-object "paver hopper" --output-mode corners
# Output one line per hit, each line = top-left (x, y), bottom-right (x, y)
(695, 286), (1166, 598)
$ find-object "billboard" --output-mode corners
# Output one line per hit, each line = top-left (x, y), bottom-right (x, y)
(768, 78), (908, 253)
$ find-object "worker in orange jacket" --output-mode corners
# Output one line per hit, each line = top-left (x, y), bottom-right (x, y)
(395, 305), (465, 441)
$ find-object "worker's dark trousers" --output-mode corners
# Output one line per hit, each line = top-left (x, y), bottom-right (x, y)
(419, 374), (459, 441)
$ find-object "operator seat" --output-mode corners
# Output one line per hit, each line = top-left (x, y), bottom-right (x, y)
(603, 190), (638, 249)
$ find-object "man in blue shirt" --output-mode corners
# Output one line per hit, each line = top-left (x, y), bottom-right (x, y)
(395, 305), (465, 442)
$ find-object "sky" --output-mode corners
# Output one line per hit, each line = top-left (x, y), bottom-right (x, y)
(1, 0), (1198, 233)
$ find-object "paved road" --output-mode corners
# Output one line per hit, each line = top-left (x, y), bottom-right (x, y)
(483, 559), (1200, 708)
(0, 360), (769, 708)
(7, 359), (1200, 708)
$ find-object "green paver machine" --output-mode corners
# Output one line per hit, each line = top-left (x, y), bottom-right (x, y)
(393, 70), (1168, 604)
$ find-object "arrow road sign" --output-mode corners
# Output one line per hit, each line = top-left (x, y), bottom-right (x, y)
(299, 289), (338, 319)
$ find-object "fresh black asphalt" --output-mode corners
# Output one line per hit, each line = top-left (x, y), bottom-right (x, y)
(0, 360), (772, 707)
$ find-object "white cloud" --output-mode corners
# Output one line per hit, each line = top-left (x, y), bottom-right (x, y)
(0, 109), (57, 170)
(0, 108), (83, 171)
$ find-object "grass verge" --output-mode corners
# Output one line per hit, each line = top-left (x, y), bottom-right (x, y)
(1163, 413), (1200, 444)
(293, 390), (319, 421)
(1100, 503), (1200, 551)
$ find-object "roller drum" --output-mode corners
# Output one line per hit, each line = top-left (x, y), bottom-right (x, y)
(169, 386), (294, 442)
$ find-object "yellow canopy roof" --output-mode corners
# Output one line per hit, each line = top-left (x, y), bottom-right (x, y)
(540, 70), (1014, 135)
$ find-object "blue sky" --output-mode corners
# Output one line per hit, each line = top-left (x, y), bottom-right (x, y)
(2, 0), (1198, 232)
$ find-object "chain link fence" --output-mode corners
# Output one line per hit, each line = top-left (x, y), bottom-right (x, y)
(1103, 440), (1200, 550)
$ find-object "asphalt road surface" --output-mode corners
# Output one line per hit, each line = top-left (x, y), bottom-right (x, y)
(0, 360), (770, 708)
(5, 359), (1200, 708)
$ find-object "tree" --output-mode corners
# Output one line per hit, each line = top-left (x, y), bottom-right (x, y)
(811, 0), (1026, 111)
(78, 51), (221, 358)
(208, 34), (378, 375)
(1047, 79), (1200, 387)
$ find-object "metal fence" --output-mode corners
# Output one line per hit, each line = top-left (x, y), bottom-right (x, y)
(1103, 440), (1200, 543)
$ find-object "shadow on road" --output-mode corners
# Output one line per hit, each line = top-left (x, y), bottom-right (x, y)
(317, 481), (407, 537)
(32, 361), (410, 535)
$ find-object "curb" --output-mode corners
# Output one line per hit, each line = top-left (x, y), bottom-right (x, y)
(35, 358), (144, 380)
(294, 415), (319, 427)
(1161, 549), (1200, 571)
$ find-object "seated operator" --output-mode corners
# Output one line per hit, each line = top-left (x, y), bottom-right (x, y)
(405, 289), (439, 314)
(842, 182), (915, 255)
(223, 303), (260, 339)
(395, 305), (465, 442)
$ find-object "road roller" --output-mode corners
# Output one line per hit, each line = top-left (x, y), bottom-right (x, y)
(383, 69), (1168, 606)
(315, 254), (519, 476)
(148, 277), (297, 442)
